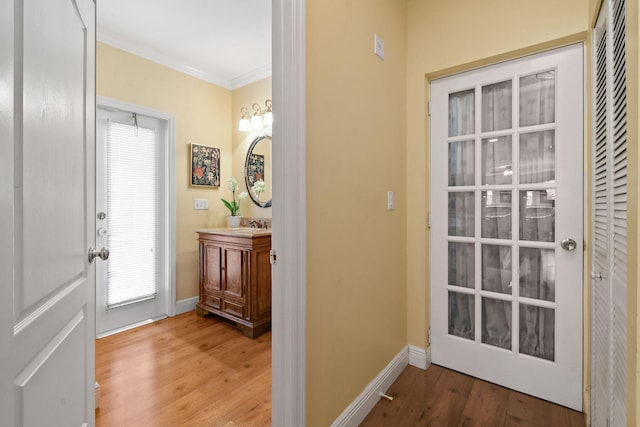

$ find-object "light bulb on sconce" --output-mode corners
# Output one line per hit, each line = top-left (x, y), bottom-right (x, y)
(263, 99), (273, 127)
(238, 99), (273, 132)
(251, 103), (263, 129)
(238, 107), (251, 132)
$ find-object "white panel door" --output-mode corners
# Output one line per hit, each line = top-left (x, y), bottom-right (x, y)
(430, 44), (584, 410)
(0, 0), (97, 425)
(95, 106), (170, 336)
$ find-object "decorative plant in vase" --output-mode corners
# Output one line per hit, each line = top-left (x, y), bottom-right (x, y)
(251, 179), (266, 200)
(221, 177), (247, 228)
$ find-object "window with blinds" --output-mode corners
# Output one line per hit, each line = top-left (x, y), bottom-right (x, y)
(591, 0), (627, 425)
(106, 120), (158, 308)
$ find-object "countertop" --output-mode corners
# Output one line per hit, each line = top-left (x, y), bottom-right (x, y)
(195, 227), (272, 237)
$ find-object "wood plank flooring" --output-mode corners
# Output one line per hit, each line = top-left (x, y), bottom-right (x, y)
(360, 364), (585, 427)
(96, 313), (584, 427)
(95, 312), (271, 427)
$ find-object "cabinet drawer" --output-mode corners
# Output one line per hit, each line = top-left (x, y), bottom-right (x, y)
(223, 300), (245, 318)
(203, 294), (221, 310)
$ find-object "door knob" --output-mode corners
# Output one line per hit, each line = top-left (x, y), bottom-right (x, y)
(561, 238), (577, 251)
(88, 247), (110, 263)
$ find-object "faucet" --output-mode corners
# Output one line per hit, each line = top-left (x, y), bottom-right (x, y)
(249, 219), (270, 229)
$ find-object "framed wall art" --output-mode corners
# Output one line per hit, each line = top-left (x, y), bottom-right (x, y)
(247, 153), (265, 187)
(190, 143), (220, 187)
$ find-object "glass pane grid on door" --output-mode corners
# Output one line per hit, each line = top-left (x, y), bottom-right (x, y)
(447, 69), (559, 362)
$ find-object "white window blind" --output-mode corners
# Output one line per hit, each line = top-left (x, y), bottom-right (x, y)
(106, 120), (158, 308)
(591, 0), (627, 425)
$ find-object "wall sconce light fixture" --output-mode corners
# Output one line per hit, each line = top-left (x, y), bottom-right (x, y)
(238, 99), (273, 132)
(238, 107), (251, 132)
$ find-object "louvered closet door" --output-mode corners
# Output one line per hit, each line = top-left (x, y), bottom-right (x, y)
(591, 0), (628, 425)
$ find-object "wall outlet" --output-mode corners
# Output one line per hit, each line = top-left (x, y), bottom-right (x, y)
(194, 198), (208, 210)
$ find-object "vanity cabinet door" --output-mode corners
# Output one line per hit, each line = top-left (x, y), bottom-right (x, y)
(200, 242), (223, 310)
(223, 247), (246, 300)
(202, 242), (222, 292)
(222, 246), (249, 320)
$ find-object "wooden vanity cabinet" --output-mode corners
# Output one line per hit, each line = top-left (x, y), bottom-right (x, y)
(196, 231), (271, 338)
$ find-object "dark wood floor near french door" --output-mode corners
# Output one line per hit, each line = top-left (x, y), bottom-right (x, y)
(95, 312), (271, 426)
(361, 364), (585, 427)
(96, 312), (583, 426)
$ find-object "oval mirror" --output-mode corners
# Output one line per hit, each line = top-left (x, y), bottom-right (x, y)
(244, 135), (272, 208)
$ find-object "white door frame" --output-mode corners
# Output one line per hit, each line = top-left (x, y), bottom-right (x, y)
(96, 96), (177, 325)
(272, 0), (307, 425)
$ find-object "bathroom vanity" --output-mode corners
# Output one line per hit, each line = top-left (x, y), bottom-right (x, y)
(195, 228), (272, 338)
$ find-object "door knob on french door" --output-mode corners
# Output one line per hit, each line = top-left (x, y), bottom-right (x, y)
(88, 247), (110, 263)
(561, 238), (577, 251)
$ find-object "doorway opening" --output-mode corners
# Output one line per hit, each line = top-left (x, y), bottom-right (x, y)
(95, 98), (176, 337)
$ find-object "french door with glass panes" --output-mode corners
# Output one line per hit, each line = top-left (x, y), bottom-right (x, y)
(430, 44), (584, 410)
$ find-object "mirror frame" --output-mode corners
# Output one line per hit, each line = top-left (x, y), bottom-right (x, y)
(244, 135), (272, 208)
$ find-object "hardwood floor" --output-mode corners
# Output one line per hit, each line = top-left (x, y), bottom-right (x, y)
(95, 312), (271, 427)
(96, 314), (584, 426)
(361, 364), (585, 427)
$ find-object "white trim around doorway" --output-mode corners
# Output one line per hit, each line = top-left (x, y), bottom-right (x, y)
(272, 0), (307, 425)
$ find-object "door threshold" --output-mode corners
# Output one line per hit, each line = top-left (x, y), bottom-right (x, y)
(96, 314), (168, 339)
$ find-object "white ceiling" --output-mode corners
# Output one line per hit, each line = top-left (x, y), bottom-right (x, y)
(97, 0), (272, 90)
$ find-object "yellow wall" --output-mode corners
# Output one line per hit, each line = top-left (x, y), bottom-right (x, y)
(96, 43), (232, 301)
(306, 0), (407, 424)
(231, 77), (273, 220)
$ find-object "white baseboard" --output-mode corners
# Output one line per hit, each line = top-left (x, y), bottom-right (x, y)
(330, 346), (409, 427)
(175, 296), (198, 315)
(408, 345), (432, 370)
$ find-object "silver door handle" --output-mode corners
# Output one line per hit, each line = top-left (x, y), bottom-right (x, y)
(561, 238), (577, 251)
(88, 247), (110, 263)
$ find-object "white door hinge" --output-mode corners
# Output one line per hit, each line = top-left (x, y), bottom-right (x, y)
(427, 328), (431, 345)
(427, 101), (431, 116)
(427, 212), (431, 229)
(270, 250), (277, 265)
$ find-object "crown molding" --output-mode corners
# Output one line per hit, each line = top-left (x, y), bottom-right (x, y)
(97, 28), (232, 89)
(230, 63), (273, 90)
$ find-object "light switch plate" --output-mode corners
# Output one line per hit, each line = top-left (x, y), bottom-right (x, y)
(194, 198), (208, 210)
(374, 34), (384, 60)
(387, 191), (394, 210)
